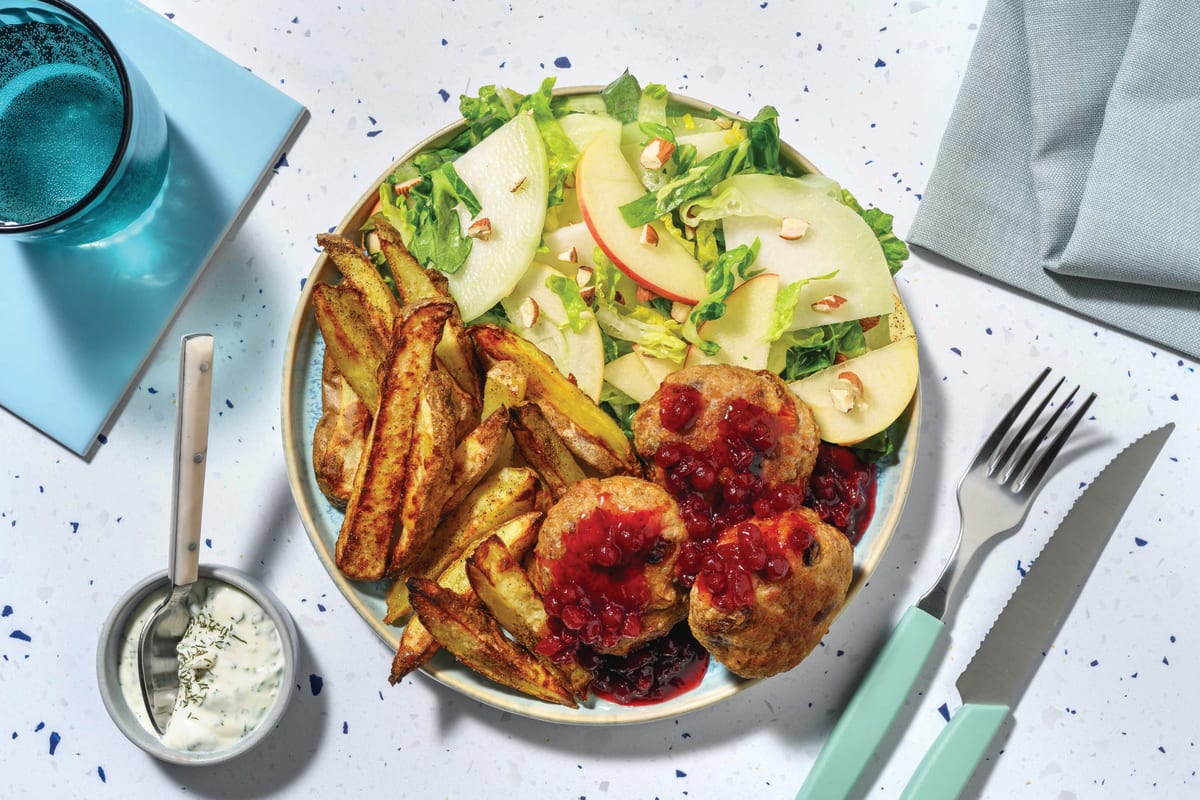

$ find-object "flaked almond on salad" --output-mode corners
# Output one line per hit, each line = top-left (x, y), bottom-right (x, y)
(313, 70), (918, 708)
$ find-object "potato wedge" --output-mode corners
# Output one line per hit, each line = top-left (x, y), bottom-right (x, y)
(317, 232), (401, 341)
(406, 578), (576, 706)
(442, 407), (510, 511)
(469, 324), (637, 475)
(335, 300), (453, 581)
(313, 350), (371, 509)
(388, 370), (457, 575)
(509, 402), (587, 500)
(383, 466), (543, 620)
(480, 360), (527, 472)
(311, 283), (387, 411)
(466, 535), (592, 698)
(374, 218), (482, 400)
(442, 362), (483, 442)
(388, 512), (542, 678)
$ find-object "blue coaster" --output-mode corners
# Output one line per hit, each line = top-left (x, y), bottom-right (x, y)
(0, 0), (306, 456)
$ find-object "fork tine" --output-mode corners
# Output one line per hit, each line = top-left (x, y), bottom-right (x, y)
(1013, 389), (1097, 493)
(989, 374), (1065, 476)
(975, 367), (1051, 471)
(1002, 385), (1077, 483)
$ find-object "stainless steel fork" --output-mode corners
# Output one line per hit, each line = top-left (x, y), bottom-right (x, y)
(796, 368), (1096, 800)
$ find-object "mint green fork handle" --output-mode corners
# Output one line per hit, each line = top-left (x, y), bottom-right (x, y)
(899, 702), (1009, 800)
(797, 606), (944, 800)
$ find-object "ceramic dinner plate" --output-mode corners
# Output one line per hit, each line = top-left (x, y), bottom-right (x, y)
(281, 87), (921, 724)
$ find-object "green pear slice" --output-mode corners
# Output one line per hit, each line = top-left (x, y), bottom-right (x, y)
(446, 114), (549, 322)
(500, 262), (605, 402)
(720, 174), (895, 331)
(683, 272), (780, 371)
(789, 336), (918, 445)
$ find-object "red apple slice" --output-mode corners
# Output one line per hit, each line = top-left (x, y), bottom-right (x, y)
(576, 133), (706, 304)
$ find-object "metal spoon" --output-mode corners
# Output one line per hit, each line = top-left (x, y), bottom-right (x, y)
(137, 333), (214, 735)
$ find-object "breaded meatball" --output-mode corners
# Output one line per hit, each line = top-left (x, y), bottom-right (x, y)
(632, 364), (822, 550)
(687, 507), (853, 679)
(634, 364), (819, 489)
(530, 476), (690, 657)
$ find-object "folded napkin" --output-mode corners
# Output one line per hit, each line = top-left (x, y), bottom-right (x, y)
(908, 0), (1200, 359)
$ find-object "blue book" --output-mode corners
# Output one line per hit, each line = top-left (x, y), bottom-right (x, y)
(0, 0), (306, 456)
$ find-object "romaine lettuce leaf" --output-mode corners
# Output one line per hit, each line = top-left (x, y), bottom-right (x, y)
(617, 106), (783, 227)
(544, 273), (591, 334)
(601, 70), (642, 124)
(776, 321), (868, 381)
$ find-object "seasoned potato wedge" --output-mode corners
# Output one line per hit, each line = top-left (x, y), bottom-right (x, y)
(335, 300), (453, 581)
(509, 402), (587, 500)
(382, 466), (543, 620)
(374, 218), (482, 400)
(388, 370), (457, 575)
(443, 408), (510, 511)
(388, 512), (542, 680)
(406, 578), (576, 706)
(466, 535), (592, 698)
(313, 351), (371, 509)
(469, 324), (637, 475)
(316, 233), (401, 341)
(311, 283), (387, 412)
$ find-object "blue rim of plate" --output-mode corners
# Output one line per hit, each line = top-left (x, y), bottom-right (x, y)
(280, 86), (921, 725)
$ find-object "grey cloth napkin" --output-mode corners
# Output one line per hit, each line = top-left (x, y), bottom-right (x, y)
(908, 0), (1200, 359)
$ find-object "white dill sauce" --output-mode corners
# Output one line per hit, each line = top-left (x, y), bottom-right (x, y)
(116, 578), (286, 752)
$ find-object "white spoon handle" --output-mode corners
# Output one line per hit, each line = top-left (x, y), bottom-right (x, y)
(169, 333), (214, 587)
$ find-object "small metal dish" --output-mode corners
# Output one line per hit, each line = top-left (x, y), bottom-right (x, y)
(96, 565), (299, 765)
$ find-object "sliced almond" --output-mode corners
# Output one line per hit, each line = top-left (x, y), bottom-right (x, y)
(859, 315), (882, 332)
(518, 297), (540, 328)
(564, 173), (576, 190)
(780, 217), (809, 240)
(670, 301), (690, 324)
(467, 217), (492, 240)
(636, 285), (657, 304)
(557, 246), (579, 264)
(393, 176), (422, 197)
(811, 294), (848, 312)
(639, 224), (659, 247)
(579, 285), (596, 304)
(638, 137), (676, 171)
(575, 266), (593, 288)
(510, 175), (527, 193)
(829, 385), (857, 413)
(837, 370), (864, 395)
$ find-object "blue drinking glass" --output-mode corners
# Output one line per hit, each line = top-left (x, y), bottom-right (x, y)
(0, 0), (169, 244)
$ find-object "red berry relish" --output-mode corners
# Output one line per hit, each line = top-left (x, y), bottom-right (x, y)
(583, 622), (709, 706)
(536, 496), (667, 663)
(652, 393), (806, 588)
(805, 444), (877, 544)
(694, 515), (816, 612)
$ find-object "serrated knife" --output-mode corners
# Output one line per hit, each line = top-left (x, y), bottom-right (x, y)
(897, 423), (1173, 800)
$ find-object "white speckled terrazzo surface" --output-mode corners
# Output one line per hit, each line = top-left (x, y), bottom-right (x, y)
(2, 1), (1197, 798)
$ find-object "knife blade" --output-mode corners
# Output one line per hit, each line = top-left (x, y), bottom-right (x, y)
(898, 423), (1174, 800)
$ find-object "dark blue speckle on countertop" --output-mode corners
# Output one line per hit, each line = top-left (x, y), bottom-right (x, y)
(10, 630), (30, 642)
(554, 56), (571, 68)
(1135, 537), (1148, 546)
(675, 769), (687, 777)
(48, 731), (61, 755)
(2, 605), (11, 617)
(438, 89), (450, 102)
(938, 703), (950, 722)
(342, 721), (348, 734)
(309, 674), (324, 696)
(97, 766), (106, 783)
(875, 58), (887, 67)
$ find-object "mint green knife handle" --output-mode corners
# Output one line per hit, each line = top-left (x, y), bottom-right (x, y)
(796, 606), (944, 800)
(898, 703), (1009, 800)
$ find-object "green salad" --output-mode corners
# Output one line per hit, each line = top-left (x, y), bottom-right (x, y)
(366, 71), (914, 461)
